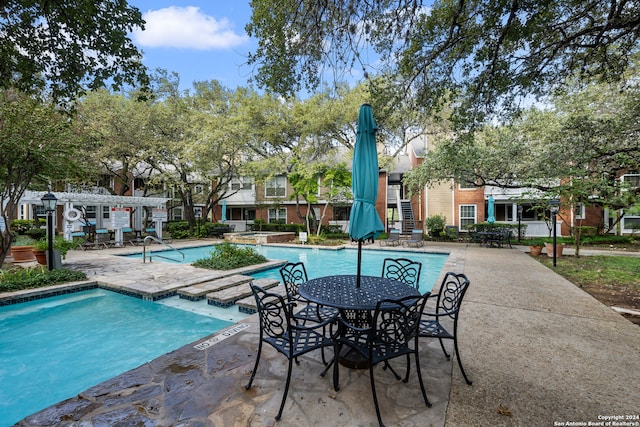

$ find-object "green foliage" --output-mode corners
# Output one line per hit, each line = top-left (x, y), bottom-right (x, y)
(192, 243), (268, 270)
(166, 221), (193, 239)
(537, 256), (640, 292)
(425, 215), (446, 238)
(0, 267), (87, 292)
(25, 228), (47, 240)
(34, 237), (82, 259)
(11, 235), (37, 246)
(0, 2), (148, 101)
(10, 220), (35, 234)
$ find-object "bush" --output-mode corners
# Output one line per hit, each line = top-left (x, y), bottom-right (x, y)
(192, 243), (268, 270)
(0, 267), (87, 292)
(25, 228), (47, 240)
(166, 221), (192, 239)
(11, 219), (35, 234)
(426, 214), (446, 239)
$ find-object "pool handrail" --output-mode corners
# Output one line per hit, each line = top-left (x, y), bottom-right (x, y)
(142, 235), (185, 263)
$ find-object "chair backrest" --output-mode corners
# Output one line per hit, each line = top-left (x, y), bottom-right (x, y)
(382, 258), (422, 288)
(411, 229), (423, 240)
(388, 229), (400, 240)
(279, 262), (308, 300)
(373, 294), (429, 349)
(250, 283), (292, 340)
(434, 272), (471, 319)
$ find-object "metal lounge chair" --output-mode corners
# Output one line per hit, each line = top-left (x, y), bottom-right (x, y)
(403, 229), (424, 247)
(419, 271), (473, 385)
(333, 294), (431, 427)
(246, 284), (338, 421)
(379, 229), (401, 246)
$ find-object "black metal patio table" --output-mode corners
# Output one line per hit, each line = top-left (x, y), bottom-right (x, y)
(298, 275), (421, 368)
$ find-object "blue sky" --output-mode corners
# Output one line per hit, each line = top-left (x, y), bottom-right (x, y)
(128, 1), (257, 91)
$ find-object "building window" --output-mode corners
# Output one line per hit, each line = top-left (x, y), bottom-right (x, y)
(458, 180), (476, 190)
(84, 206), (97, 219)
(172, 207), (183, 221)
(622, 173), (640, 188)
(459, 205), (476, 228)
(333, 206), (351, 221)
(102, 206), (110, 219)
(266, 176), (286, 197)
(242, 177), (254, 190)
(268, 208), (286, 223)
(574, 203), (585, 220)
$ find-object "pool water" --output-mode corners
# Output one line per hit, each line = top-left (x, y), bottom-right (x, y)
(0, 289), (233, 427)
(127, 245), (449, 295)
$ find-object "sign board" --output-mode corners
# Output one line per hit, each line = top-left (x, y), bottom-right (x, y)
(110, 207), (130, 229)
(152, 208), (168, 222)
(299, 231), (308, 244)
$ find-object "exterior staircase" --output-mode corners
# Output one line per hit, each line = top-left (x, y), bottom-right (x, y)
(400, 200), (415, 233)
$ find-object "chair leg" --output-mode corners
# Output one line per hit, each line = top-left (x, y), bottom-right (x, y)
(382, 360), (402, 380)
(246, 342), (262, 390)
(413, 352), (432, 408)
(369, 364), (386, 427)
(454, 337), (473, 385)
(402, 353), (411, 383)
(276, 357), (294, 421)
(438, 337), (450, 359)
(332, 344), (341, 392)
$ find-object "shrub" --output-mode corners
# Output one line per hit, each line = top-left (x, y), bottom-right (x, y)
(166, 221), (192, 239)
(11, 219), (35, 234)
(192, 243), (268, 270)
(0, 267), (87, 292)
(426, 214), (446, 239)
(25, 228), (47, 240)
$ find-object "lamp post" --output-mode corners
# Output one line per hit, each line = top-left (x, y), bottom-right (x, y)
(41, 191), (58, 271)
(517, 205), (523, 242)
(549, 198), (560, 267)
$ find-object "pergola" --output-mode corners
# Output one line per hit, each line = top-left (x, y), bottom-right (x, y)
(20, 190), (171, 242)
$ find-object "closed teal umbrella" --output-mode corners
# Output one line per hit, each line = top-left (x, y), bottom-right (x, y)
(349, 104), (385, 287)
(487, 196), (495, 224)
(221, 200), (227, 222)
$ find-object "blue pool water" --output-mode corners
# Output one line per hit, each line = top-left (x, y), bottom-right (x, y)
(0, 289), (233, 427)
(127, 244), (449, 295)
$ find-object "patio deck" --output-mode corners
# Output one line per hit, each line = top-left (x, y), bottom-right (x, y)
(5, 240), (639, 427)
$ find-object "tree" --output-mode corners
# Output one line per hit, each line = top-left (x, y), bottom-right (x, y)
(404, 77), (640, 247)
(0, 90), (81, 264)
(75, 88), (154, 196)
(247, 0), (640, 126)
(1, 1), (148, 102)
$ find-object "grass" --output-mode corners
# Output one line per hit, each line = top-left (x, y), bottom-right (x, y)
(536, 255), (640, 291)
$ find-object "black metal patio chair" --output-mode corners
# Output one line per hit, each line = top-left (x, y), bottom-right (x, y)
(333, 294), (431, 427)
(381, 258), (422, 289)
(245, 284), (338, 421)
(279, 262), (338, 324)
(419, 271), (473, 385)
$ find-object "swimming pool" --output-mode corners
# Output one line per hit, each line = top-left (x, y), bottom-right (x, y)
(126, 244), (449, 295)
(0, 289), (233, 427)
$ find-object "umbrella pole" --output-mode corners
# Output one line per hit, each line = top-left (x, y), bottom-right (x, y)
(356, 239), (362, 288)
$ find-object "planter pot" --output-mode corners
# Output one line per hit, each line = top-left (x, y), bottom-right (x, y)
(545, 243), (564, 258)
(529, 245), (543, 256)
(32, 249), (47, 265)
(10, 245), (36, 262)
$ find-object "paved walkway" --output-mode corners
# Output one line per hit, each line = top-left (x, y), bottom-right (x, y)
(5, 241), (639, 426)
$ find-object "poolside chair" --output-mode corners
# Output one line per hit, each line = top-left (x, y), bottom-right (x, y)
(246, 284), (338, 421)
(419, 271), (473, 385)
(333, 294), (431, 427)
(122, 227), (142, 246)
(403, 229), (424, 247)
(279, 262), (338, 324)
(94, 228), (114, 249)
(144, 228), (173, 244)
(379, 229), (401, 247)
(381, 258), (422, 289)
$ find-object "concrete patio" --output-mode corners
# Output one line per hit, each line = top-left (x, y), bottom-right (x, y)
(5, 240), (639, 426)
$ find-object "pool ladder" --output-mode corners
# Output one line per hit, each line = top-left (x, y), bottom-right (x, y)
(142, 235), (185, 263)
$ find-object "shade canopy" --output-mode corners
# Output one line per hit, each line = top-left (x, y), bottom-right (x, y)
(487, 196), (495, 224)
(348, 104), (385, 242)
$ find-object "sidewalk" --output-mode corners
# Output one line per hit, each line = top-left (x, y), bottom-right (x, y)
(9, 242), (640, 426)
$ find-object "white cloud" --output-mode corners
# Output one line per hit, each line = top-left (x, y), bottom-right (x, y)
(133, 6), (248, 50)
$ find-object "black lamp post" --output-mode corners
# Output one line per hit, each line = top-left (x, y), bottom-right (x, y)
(41, 191), (58, 271)
(549, 198), (560, 267)
(517, 205), (523, 242)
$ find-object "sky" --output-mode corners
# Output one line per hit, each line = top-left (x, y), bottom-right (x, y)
(128, 1), (258, 91)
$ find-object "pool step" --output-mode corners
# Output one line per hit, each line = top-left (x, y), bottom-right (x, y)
(236, 285), (287, 314)
(177, 275), (253, 301)
(206, 278), (281, 308)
